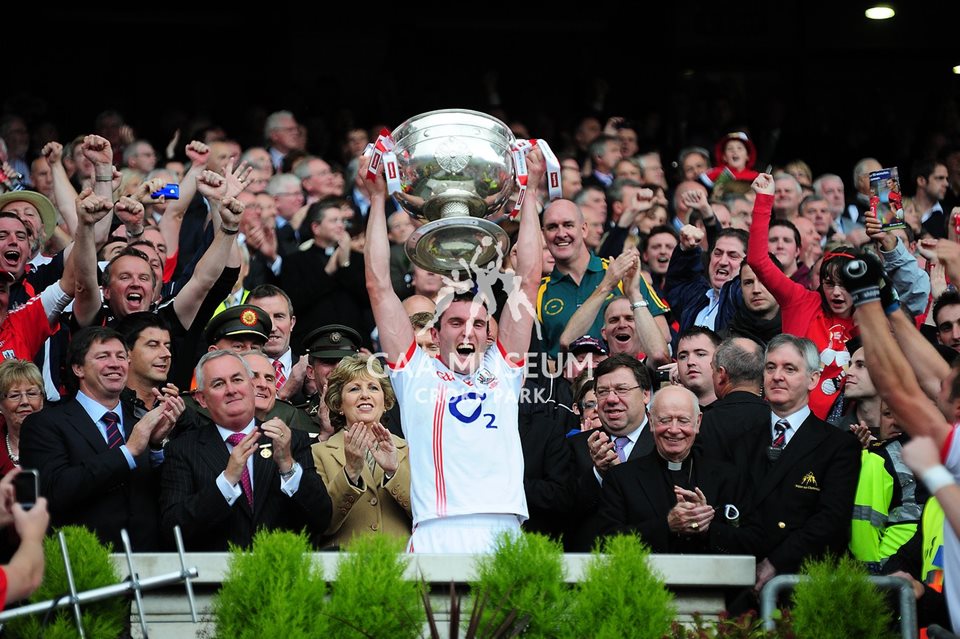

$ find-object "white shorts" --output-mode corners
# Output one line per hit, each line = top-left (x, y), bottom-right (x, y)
(406, 514), (522, 553)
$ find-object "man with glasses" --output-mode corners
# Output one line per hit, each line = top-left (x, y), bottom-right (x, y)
(565, 354), (654, 551)
(597, 385), (748, 553)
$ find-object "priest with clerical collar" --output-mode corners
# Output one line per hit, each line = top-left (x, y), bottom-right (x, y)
(596, 385), (752, 554)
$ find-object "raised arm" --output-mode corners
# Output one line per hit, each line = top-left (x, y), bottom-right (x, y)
(172, 171), (243, 329)
(42, 142), (79, 235)
(865, 208), (930, 317)
(746, 174), (809, 303)
(621, 256), (672, 365)
(559, 249), (634, 351)
(842, 254), (953, 447)
(889, 309), (950, 401)
(361, 157), (414, 364)
(497, 148), (544, 361)
(71, 188), (114, 327)
(159, 141), (210, 262)
(81, 135), (118, 247)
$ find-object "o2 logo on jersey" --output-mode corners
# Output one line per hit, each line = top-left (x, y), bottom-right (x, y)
(449, 392), (497, 429)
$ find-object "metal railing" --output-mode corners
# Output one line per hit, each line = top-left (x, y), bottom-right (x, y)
(760, 574), (918, 639)
(0, 526), (199, 639)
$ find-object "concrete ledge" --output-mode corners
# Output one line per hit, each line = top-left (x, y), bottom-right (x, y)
(102, 553), (753, 639)
(110, 552), (755, 586)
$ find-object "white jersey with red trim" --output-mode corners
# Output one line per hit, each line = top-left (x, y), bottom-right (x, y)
(942, 424), (960, 632)
(388, 341), (528, 526)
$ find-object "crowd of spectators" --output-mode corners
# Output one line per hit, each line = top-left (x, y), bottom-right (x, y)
(2, 101), (960, 632)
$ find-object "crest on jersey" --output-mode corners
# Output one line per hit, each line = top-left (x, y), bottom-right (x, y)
(476, 368), (497, 386)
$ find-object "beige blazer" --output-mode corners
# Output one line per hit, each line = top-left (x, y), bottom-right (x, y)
(311, 430), (412, 549)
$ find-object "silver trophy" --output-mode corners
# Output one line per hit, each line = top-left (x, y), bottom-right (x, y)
(390, 109), (517, 274)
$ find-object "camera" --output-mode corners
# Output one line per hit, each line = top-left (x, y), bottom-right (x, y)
(13, 469), (39, 510)
(150, 183), (180, 200)
(0, 170), (26, 193)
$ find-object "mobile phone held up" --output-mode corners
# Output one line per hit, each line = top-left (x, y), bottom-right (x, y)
(151, 183), (180, 200)
(13, 469), (38, 510)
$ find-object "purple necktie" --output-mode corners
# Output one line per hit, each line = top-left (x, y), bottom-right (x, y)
(102, 411), (124, 449)
(226, 433), (254, 509)
(614, 436), (629, 463)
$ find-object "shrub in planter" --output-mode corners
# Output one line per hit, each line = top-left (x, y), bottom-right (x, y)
(563, 534), (674, 639)
(5, 525), (128, 639)
(471, 532), (569, 639)
(324, 534), (423, 639)
(210, 529), (327, 639)
(791, 554), (895, 639)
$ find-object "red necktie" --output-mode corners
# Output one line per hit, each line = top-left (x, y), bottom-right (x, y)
(225, 433), (254, 509)
(273, 359), (286, 391)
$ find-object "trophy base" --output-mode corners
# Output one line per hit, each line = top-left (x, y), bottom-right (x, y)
(405, 217), (510, 275)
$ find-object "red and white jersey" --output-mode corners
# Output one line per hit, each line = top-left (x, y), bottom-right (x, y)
(942, 425), (960, 632)
(0, 293), (55, 362)
(388, 341), (528, 526)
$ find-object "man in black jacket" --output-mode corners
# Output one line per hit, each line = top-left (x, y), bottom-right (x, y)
(159, 350), (331, 550)
(598, 385), (749, 554)
(565, 354), (654, 551)
(696, 336), (769, 460)
(729, 334), (861, 607)
(21, 327), (184, 551)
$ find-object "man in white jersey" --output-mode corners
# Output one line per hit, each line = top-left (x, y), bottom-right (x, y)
(843, 251), (960, 632)
(360, 150), (543, 553)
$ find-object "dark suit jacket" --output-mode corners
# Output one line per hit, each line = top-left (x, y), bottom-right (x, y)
(564, 422), (654, 551)
(281, 246), (372, 352)
(597, 449), (749, 553)
(276, 223), (302, 257)
(737, 411), (862, 573)
(20, 399), (162, 551)
(695, 390), (770, 461)
(159, 423), (332, 551)
(518, 376), (577, 539)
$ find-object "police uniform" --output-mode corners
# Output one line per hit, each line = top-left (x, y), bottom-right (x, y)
(300, 325), (362, 431)
(189, 305), (272, 391)
(536, 254), (668, 358)
(202, 304), (272, 347)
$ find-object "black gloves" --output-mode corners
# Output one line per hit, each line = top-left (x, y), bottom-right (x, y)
(840, 250), (900, 313)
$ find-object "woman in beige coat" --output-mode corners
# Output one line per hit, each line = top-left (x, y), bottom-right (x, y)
(312, 355), (412, 549)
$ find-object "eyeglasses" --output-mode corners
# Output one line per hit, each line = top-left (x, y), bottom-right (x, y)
(595, 384), (641, 399)
(4, 390), (42, 402)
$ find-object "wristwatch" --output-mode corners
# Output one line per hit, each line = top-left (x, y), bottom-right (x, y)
(280, 462), (300, 481)
(630, 300), (648, 310)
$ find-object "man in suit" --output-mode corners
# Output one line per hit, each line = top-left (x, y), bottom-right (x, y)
(159, 350), (331, 551)
(281, 198), (370, 351)
(566, 354), (655, 551)
(696, 336), (770, 460)
(597, 386), (749, 553)
(744, 335), (861, 598)
(21, 327), (184, 551)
